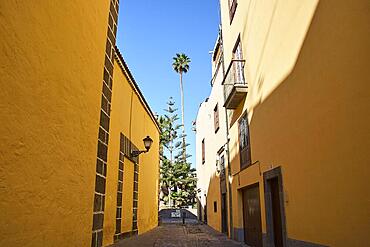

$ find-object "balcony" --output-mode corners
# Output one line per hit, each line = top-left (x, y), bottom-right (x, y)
(222, 59), (247, 109)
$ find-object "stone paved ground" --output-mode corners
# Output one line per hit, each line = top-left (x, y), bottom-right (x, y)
(110, 222), (249, 247)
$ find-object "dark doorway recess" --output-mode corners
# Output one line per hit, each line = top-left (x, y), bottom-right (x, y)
(204, 205), (207, 223)
(242, 183), (263, 247)
(221, 193), (228, 234)
(264, 167), (287, 247)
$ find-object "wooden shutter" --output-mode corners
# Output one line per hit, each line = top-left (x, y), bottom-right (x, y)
(214, 104), (219, 132)
(202, 139), (205, 164)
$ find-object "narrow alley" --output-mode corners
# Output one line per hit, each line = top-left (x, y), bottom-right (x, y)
(111, 220), (246, 247)
(1, 0), (369, 247)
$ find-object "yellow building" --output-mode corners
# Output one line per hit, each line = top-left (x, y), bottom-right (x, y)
(195, 35), (230, 234)
(197, 0), (370, 246)
(0, 1), (160, 247)
(104, 49), (160, 246)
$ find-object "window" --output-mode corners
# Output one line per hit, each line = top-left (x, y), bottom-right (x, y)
(202, 139), (205, 164)
(232, 37), (245, 85)
(233, 36), (243, 60)
(239, 111), (251, 168)
(211, 41), (223, 87)
(228, 0), (238, 23)
(220, 155), (225, 176)
(213, 42), (221, 63)
(214, 104), (219, 133)
(214, 201), (217, 212)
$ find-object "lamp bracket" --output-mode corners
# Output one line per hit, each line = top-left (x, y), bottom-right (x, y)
(131, 150), (147, 157)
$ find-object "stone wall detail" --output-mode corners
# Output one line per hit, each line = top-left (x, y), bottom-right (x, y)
(91, 0), (119, 246)
(114, 133), (139, 241)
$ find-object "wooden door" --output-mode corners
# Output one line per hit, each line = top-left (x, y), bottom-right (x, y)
(242, 184), (262, 247)
(221, 193), (228, 234)
(269, 177), (284, 247)
(264, 167), (287, 247)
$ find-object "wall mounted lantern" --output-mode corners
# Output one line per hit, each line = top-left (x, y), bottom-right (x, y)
(131, 136), (153, 157)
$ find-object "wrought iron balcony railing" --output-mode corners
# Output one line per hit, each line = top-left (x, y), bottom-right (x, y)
(222, 59), (248, 109)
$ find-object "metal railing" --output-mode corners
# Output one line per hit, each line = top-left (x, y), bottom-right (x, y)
(222, 59), (246, 101)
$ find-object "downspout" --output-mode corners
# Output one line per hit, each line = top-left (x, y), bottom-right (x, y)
(219, 12), (234, 241)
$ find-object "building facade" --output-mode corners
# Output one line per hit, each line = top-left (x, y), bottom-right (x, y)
(196, 0), (370, 246)
(196, 35), (229, 233)
(0, 1), (160, 247)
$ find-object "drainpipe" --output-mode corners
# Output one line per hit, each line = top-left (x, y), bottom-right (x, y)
(218, 13), (234, 241)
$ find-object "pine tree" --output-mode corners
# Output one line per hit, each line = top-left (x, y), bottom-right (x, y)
(158, 98), (181, 206)
(158, 97), (197, 208)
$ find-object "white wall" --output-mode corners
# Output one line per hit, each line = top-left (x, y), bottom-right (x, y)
(195, 37), (228, 210)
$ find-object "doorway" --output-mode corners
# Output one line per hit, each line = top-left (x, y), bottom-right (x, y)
(242, 183), (263, 247)
(264, 167), (287, 247)
(221, 193), (228, 234)
(204, 205), (207, 223)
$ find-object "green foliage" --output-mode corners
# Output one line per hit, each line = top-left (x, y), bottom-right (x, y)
(172, 53), (191, 74)
(157, 97), (197, 208)
(170, 161), (197, 207)
(159, 97), (181, 162)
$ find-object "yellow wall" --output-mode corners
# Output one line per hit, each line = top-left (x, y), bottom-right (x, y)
(0, 1), (110, 246)
(121, 158), (135, 234)
(103, 59), (160, 246)
(221, 0), (370, 246)
(206, 175), (221, 232)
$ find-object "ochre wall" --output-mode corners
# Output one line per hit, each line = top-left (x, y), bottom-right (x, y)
(103, 60), (159, 246)
(121, 158), (135, 234)
(0, 1), (110, 246)
(249, 1), (370, 245)
(136, 118), (160, 235)
(221, 0), (370, 246)
(206, 175), (221, 232)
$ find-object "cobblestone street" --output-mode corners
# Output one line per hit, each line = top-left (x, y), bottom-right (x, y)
(110, 222), (248, 247)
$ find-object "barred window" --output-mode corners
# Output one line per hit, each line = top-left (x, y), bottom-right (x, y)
(239, 112), (251, 168)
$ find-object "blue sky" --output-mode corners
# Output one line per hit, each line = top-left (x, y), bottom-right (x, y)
(116, 1), (220, 166)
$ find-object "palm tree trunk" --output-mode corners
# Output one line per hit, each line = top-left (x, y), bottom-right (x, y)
(180, 72), (186, 162)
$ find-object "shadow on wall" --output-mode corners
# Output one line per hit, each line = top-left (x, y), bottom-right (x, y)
(196, 197), (206, 222)
(229, 98), (246, 128)
(202, 1), (370, 245)
(249, 0), (370, 175)
(227, 144), (262, 243)
(198, 170), (227, 233)
(247, 0), (370, 246)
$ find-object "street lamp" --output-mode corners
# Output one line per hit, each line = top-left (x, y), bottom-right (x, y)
(131, 136), (153, 157)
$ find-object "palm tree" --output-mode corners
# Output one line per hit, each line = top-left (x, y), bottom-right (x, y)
(172, 53), (191, 162)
